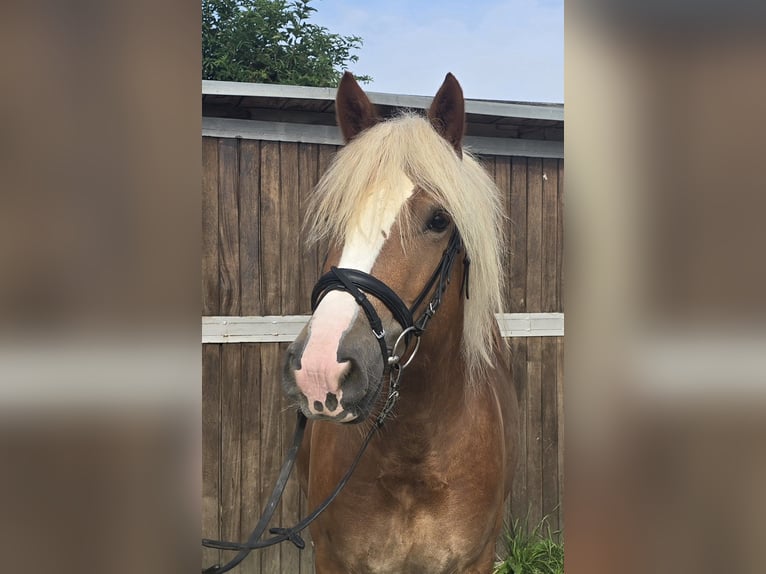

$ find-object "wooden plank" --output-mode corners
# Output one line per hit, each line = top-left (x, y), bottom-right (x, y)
(259, 343), (283, 573)
(202, 315), (307, 343)
(541, 336), (559, 534)
(509, 158), (528, 313)
(541, 158), (558, 313)
(497, 473), (509, 559)
(260, 142), (282, 314)
(483, 155), (496, 181)
(525, 158), (544, 531)
(202, 344), (221, 568)
(298, 144), (320, 314)
(557, 160), (564, 312)
(510, 337), (528, 521)
(240, 140), (262, 316)
(279, 342), (302, 573)
(202, 313), (564, 343)
(203, 116), (342, 145)
(499, 341), (515, 559)
(202, 137), (219, 315)
(526, 158), (543, 313)
(220, 344), (242, 554)
(556, 335), (564, 539)
(315, 145), (337, 274)
(526, 336), (543, 531)
(494, 156), (512, 306)
(277, 142), (304, 570)
(202, 117), (564, 158)
(239, 343), (262, 574)
(280, 143), (301, 316)
(299, 492), (314, 573)
(218, 139), (241, 316)
(466, 135), (564, 159)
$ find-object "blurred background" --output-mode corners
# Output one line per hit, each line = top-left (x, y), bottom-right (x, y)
(566, 1), (766, 572)
(0, 0), (200, 572)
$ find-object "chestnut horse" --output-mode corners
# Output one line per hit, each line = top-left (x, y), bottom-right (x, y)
(281, 72), (519, 573)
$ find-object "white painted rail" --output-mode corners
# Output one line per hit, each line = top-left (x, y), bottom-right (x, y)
(202, 313), (564, 343)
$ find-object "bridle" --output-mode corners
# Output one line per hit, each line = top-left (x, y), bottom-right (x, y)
(202, 227), (469, 574)
(312, 228), (468, 372)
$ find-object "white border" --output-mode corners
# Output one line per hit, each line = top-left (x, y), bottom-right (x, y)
(201, 313), (564, 343)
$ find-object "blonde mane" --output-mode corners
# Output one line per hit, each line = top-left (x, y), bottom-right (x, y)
(307, 113), (505, 377)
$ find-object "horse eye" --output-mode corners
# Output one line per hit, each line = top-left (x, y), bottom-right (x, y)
(426, 210), (451, 233)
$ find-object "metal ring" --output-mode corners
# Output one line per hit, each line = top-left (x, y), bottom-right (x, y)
(399, 336), (421, 369)
(388, 326), (421, 370)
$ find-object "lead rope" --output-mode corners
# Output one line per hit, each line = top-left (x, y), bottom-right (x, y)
(202, 365), (404, 574)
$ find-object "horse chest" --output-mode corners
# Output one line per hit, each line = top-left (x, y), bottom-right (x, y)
(312, 467), (498, 574)
(376, 468), (449, 511)
(306, 388), (509, 573)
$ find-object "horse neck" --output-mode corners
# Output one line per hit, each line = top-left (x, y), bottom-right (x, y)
(383, 276), (469, 438)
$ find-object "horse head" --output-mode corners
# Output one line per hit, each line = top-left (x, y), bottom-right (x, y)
(282, 72), (501, 423)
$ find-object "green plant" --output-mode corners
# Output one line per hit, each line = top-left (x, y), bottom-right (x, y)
(202, 0), (371, 86)
(493, 513), (564, 574)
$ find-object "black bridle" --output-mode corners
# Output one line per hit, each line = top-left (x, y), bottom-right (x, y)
(202, 228), (469, 574)
(311, 228), (467, 367)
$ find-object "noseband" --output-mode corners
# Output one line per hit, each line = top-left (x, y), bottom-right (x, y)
(311, 228), (469, 370)
(202, 228), (469, 574)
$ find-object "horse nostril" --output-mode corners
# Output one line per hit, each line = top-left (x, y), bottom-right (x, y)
(336, 358), (368, 407)
(325, 393), (338, 412)
(282, 344), (304, 397)
(285, 343), (303, 372)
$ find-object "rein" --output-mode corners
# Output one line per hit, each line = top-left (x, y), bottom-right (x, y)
(201, 229), (469, 574)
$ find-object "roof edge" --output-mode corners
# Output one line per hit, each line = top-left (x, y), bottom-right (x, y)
(202, 80), (563, 122)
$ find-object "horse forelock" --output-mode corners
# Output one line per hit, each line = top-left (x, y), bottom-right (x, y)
(306, 113), (506, 379)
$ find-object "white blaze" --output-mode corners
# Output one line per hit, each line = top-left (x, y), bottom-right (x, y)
(295, 173), (414, 415)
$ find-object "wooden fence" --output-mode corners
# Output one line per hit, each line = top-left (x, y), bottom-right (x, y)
(202, 137), (564, 573)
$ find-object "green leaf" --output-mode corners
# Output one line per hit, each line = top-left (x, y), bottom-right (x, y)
(202, 0), (371, 86)
(494, 513), (564, 574)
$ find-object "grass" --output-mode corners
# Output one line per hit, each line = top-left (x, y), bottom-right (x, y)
(493, 513), (564, 574)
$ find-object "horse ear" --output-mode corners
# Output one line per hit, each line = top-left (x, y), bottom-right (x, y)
(336, 71), (379, 142)
(428, 73), (465, 156)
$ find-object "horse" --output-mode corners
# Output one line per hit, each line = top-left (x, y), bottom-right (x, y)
(281, 72), (519, 574)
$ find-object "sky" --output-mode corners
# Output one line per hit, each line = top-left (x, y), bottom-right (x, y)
(309, 0), (564, 103)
